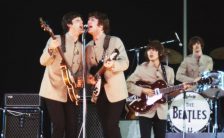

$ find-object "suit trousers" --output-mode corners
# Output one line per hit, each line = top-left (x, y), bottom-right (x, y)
(96, 89), (125, 138)
(139, 113), (167, 138)
(44, 98), (78, 138)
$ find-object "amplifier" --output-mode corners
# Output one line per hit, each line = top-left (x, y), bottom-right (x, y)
(4, 93), (41, 107)
(2, 108), (43, 138)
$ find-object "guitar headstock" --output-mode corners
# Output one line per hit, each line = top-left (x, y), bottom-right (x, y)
(198, 76), (213, 85)
(39, 17), (55, 39)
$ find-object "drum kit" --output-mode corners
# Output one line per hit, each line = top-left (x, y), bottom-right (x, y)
(168, 70), (224, 133)
(168, 47), (224, 133)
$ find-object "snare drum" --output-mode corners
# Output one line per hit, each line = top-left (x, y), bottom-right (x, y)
(199, 70), (224, 98)
(168, 91), (211, 133)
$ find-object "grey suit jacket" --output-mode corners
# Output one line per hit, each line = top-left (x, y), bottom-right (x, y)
(126, 62), (175, 119)
(39, 35), (82, 102)
(86, 33), (129, 103)
(176, 54), (213, 83)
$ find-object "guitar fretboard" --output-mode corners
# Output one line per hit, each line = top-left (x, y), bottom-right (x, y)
(160, 82), (197, 94)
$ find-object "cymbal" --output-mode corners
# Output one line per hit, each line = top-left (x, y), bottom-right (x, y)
(162, 48), (183, 64)
(209, 47), (224, 60)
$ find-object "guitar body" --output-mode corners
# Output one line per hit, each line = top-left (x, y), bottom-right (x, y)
(90, 61), (104, 76)
(60, 63), (80, 105)
(128, 77), (213, 113)
(89, 49), (119, 103)
(125, 102), (138, 120)
(138, 80), (167, 104)
(129, 80), (167, 113)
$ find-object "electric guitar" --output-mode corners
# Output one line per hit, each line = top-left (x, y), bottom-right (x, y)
(90, 49), (119, 103)
(127, 77), (212, 113)
(39, 17), (80, 105)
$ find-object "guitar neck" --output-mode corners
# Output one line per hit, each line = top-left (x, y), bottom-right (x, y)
(160, 82), (197, 94)
(97, 66), (106, 76)
(51, 35), (71, 71)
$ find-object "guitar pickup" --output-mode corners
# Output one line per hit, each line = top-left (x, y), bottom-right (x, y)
(154, 88), (160, 95)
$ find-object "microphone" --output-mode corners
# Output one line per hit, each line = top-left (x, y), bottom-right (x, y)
(84, 24), (88, 29)
(174, 32), (183, 46)
(83, 24), (88, 34)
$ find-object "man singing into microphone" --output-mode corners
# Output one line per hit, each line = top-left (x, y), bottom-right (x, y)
(85, 11), (129, 138)
(176, 36), (213, 88)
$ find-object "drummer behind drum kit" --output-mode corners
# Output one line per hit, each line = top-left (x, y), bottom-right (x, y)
(168, 70), (224, 133)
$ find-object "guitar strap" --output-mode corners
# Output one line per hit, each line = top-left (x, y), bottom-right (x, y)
(60, 34), (66, 52)
(161, 64), (168, 83)
(97, 35), (111, 84)
(101, 35), (111, 62)
(60, 34), (74, 74)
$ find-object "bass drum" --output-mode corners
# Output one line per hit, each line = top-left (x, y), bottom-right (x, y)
(168, 91), (211, 133)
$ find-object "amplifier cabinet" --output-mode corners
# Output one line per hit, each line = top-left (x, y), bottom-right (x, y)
(4, 93), (41, 107)
(2, 108), (43, 138)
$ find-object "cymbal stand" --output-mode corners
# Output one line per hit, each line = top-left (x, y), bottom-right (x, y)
(213, 90), (220, 138)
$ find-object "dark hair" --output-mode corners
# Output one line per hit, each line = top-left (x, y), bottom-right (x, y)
(88, 11), (110, 34)
(144, 40), (165, 61)
(188, 36), (204, 51)
(61, 12), (82, 33)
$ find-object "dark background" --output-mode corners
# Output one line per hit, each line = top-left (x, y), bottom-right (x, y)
(2, 0), (224, 134)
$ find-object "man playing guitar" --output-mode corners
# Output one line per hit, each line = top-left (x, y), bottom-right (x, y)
(126, 40), (189, 138)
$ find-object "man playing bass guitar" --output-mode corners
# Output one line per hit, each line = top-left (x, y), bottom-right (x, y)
(39, 12), (83, 138)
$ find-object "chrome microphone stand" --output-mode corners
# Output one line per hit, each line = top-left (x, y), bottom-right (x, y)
(128, 40), (176, 66)
(182, 90), (186, 138)
(79, 29), (87, 138)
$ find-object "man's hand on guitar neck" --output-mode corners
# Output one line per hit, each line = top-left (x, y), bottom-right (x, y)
(75, 76), (84, 88)
(48, 38), (60, 55)
(87, 74), (97, 85)
(103, 60), (115, 70)
(49, 38), (60, 49)
(181, 82), (193, 91)
(142, 88), (155, 97)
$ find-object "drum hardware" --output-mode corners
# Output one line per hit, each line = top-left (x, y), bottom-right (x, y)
(199, 70), (224, 137)
(200, 70), (224, 99)
(212, 90), (220, 138)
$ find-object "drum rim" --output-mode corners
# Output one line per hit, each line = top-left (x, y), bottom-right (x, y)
(168, 91), (211, 133)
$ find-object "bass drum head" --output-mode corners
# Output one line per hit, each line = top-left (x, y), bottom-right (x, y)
(168, 91), (211, 133)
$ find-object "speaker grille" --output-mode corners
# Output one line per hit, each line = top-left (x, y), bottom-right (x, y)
(3, 109), (42, 138)
(75, 102), (104, 138)
(4, 93), (41, 107)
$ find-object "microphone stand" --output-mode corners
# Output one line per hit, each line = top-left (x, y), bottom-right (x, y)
(128, 48), (142, 65)
(80, 30), (87, 138)
(128, 39), (176, 52)
(182, 90), (186, 138)
(128, 39), (176, 66)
